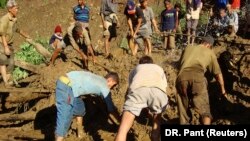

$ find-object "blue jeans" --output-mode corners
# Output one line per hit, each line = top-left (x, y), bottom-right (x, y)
(55, 80), (86, 137)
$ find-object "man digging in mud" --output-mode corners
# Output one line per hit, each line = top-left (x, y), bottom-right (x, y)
(0, 0), (30, 87)
(63, 21), (95, 69)
(124, 0), (152, 56)
(115, 56), (169, 141)
(176, 36), (227, 125)
(55, 71), (120, 141)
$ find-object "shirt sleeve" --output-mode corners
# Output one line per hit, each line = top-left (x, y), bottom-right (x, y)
(128, 68), (136, 86)
(124, 7), (128, 15)
(208, 52), (221, 75)
(100, 0), (105, 14)
(136, 7), (144, 19)
(149, 8), (154, 20)
(82, 28), (91, 46)
(103, 92), (115, 112)
(0, 17), (8, 36)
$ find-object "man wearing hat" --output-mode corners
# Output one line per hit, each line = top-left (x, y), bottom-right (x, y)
(124, 0), (152, 56)
(0, 0), (29, 87)
(176, 36), (226, 125)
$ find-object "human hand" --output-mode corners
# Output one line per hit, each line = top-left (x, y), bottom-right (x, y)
(103, 22), (108, 30)
(155, 29), (160, 34)
(4, 46), (11, 56)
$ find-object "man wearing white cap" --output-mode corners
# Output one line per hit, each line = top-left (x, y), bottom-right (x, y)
(0, 0), (29, 87)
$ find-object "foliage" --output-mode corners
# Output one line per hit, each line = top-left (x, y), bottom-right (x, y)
(12, 38), (49, 80)
(0, 0), (7, 9)
(12, 67), (29, 81)
(15, 42), (45, 65)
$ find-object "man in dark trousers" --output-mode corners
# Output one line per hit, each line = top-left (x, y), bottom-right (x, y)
(176, 36), (226, 125)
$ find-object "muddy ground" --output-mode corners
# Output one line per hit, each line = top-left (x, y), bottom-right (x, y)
(0, 0), (249, 141)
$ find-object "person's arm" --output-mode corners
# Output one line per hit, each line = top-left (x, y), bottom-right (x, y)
(215, 73), (226, 95)
(133, 18), (142, 37)
(160, 10), (164, 32)
(100, 13), (107, 30)
(149, 8), (159, 33)
(152, 18), (159, 32)
(104, 93), (120, 125)
(174, 10), (178, 32)
(82, 28), (95, 62)
(1, 35), (10, 55)
(127, 16), (134, 37)
(68, 26), (88, 60)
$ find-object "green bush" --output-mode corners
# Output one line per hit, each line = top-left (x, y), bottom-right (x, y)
(12, 38), (49, 80)
(0, 0), (7, 9)
(15, 42), (45, 65)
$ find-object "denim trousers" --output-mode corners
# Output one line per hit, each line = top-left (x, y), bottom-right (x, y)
(55, 80), (86, 137)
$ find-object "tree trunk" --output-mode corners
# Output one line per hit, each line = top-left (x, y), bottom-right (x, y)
(14, 59), (40, 74)
(5, 92), (49, 103)
(25, 38), (52, 59)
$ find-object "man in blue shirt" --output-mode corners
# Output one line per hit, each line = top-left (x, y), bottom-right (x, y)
(55, 71), (120, 141)
(161, 0), (178, 49)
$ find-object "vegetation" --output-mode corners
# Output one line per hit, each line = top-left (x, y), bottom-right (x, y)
(12, 38), (50, 80)
(0, 0), (6, 8)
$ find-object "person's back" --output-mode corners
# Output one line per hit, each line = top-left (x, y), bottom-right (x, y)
(115, 56), (168, 141)
(179, 45), (220, 75)
(129, 64), (167, 92)
(67, 71), (110, 98)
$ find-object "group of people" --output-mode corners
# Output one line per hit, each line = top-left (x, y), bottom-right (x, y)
(0, 0), (242, 141)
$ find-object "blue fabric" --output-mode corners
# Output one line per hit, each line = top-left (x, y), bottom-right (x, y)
(55, 80), (74, 137)
(217, 0), (228, 9)
(73, 97), (86, 116)
(73, 5), (90, 23)
(216, 15), (229, 27)
(161, 8), (176, 31)
(103, 93), (115, 112)
(49, 34), (62, 45)
(67, 71), (110, 98)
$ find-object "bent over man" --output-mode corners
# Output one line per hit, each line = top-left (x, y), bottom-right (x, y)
(176, 36), (226, 125)
(115, 56), (168, 141)
(55, 71), (120, 141)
